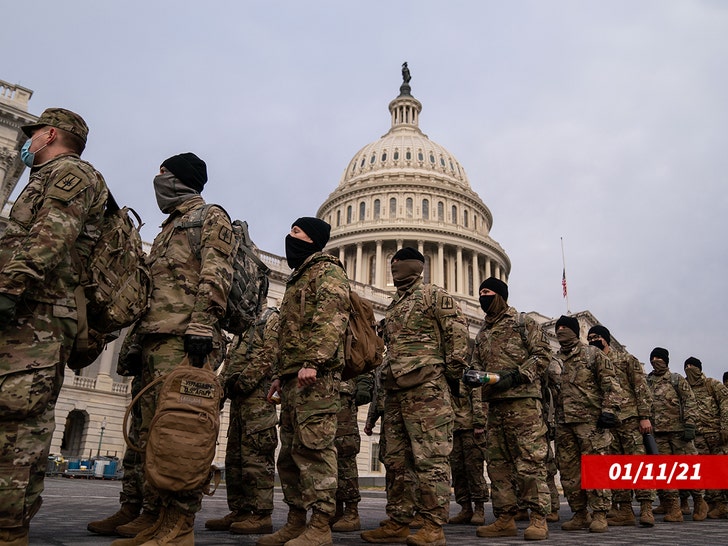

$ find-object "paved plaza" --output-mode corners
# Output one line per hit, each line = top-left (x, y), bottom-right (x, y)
(29, 476), (726, 545)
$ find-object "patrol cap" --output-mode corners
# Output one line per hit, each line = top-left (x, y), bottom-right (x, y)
(21, 108), (89, 144)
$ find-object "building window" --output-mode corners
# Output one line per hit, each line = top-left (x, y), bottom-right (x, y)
(359, 202), (366, 221)
(373, 199), (380, 220)
(394, 150), (399, 160)
(463, 209), (468, 228)
(406, 197), (413, 218)
(422, 199), (429, 220)
(370, 153), (376, 164)
(437, 201), (444, 221)
(424, 255), (431, 284)
(468, 262), (474, 296)
(451, 205), (457, 224)
(347, 205), (352, 224)
(336, 210), (341, 227)
(369, 256), (376, 285)
(429, 152), (435, 163)
(381, 151), (387, 162)
(389, 198), (397, 218)
(418, 151), (424, 161)
(406, 150), (412, 160)
(371, 443), (381, 472)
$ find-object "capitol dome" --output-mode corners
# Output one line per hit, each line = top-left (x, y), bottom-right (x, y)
(317, 64), (510, 304)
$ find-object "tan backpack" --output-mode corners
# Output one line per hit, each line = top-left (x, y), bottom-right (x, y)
(124, 357), (223, 493)
(342, 290), (385, 380)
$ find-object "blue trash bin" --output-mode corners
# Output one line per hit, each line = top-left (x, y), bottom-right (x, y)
(67, 460), (80, 470)
(104, 460), (118, 478)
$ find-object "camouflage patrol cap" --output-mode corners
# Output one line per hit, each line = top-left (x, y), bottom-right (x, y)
(21, 108), (89, 144)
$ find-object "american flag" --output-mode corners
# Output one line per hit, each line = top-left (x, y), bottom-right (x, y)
(562, 268), (568, 298)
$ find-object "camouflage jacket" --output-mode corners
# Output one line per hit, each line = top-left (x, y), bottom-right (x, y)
(470, 307), (551, 401)
(137, 196), (234, 338)
(383, 279), (469, 390)
(275, 252), (350, 378)
(452, 384), (485, 430)
(646, 370), (698, 433)
(606, 348), (653, 420)
(0, 153), (107, 310)
(550, 343), (623, 424)
(222, 308), (279, 433)
(686, 372), (728, 434)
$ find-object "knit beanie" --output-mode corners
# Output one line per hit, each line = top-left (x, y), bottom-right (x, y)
(392, 247), (425, 263)
(479, 277), (508, 302)
(161, 152), (208, 193)
(555, 315), (580, 337)
(291, 217), (331, 251)
(684, 357), (702, 371)
(650, 347), (669, 364)
(587, 325), (611, 345)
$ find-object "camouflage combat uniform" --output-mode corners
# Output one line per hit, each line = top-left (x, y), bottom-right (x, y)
(381, 280), (469, 526)
(685, 370), (728, 508)
(471, 308), (552, 518)
(646, 369), (701, 506)
(221, 309), (279, 516)
(0, 151), (107, 534)
(550, 344), (621, 514)
(135, 197), (234, 515)
(274, 252), (350, 517)
(607, 349), (656, 506)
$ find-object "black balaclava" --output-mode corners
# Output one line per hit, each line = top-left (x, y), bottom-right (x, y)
(285, 217), (331, 270)
(479, 277), (508, 315)
(390, 247), (425, 289)
(588, 324), (611, 351)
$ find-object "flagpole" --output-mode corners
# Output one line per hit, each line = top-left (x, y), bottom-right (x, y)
(561, 237), (571, 314)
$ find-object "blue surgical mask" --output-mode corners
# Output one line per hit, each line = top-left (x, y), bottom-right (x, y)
(20, 131), (49, 168)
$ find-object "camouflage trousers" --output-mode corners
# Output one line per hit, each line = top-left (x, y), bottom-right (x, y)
(546, 440), (560, 512)
(653, 431), (701, 502)
(383, 378), (453, 526)
(120, 375), (145, 507)
(225, 396), (277, 513)
(610, 416), (655, 504)
(555, 421), (612, 512)
(278, 372), (340, 516)
(694, 433), (728, 504)
(335, 393), (362, 503)
(450, 429), (488, 506)
(486, 398), (551, 517)
(0, 302), (75, 529)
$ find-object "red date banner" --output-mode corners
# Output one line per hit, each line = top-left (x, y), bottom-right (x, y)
(582, 455), (728, 489)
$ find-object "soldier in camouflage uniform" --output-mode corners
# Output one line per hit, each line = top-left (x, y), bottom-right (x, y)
(329, 373), (374, 532)
(586, 325), (656, 528)
(109, 153), (234, 546)
(465, 277), (552, 541)
(205, 308), (279, 535)
(683, 357), (728, 519)
(447, 382), (488, 526)
(0, 109), (108, 546)
(259, 217), (349, 546)
(549, 315), (622, 534)
(646, 347), (705, 523)
(361, 247), (469, 546)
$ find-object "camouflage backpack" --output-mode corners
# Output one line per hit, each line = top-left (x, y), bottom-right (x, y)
(124, 357), (223, 494)
(180, 204), (270, 335)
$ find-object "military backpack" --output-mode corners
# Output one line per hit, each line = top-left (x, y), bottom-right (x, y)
(180, 204), (270, 336)
(342, 290), (385, 380)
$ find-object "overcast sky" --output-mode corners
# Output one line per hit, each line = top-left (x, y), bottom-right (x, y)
(3, 1), (727, 379)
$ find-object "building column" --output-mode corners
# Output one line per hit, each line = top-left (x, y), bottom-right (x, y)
(472, 252), (480, 296)
(355, 242), (363, 283)
(456, 246), (463, 295)
(437, 243), (444, 286)
(494, 263), (501, 280)
(484, 256), (491, 279)
(375, 240), (383, 288)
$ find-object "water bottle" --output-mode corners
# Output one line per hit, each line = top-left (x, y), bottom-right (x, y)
(643, 432), (659, 455)
(462, 369), (500, 387)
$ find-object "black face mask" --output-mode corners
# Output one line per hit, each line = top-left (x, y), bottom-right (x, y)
(589, 339), (605, 350)
(285, 235), (317, 270)
(479, 295), (495, 314)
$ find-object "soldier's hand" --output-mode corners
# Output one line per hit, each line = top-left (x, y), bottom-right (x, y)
(184, 335), (213, 367)
(0, 293), (19, 328)
(267, 379), (281, 404)
(682, 423), (697, 441)
(298, 366), (317, 387)
(490, 369), (523, 392)
(596, 411), (619, 429)
(355, 384), (373, 406)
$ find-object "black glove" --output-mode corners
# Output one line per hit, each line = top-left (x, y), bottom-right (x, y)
(462, 368), (485, 387)
(0, 293), (19, 328)
(682, 423), (697, 441)
(490, 369), (523, 392)
(184, 334), (213, 367)
(355, 383), (373, 407)
(446, 376), (462, 398)
(596, 411), (619, 429)
(224, 373), (242, 399)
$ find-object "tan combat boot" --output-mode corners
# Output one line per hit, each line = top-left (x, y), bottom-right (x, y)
(88, 502), (142, 535)
(561, 509), (591, 531)
(680, 497), (691, 515)
(447, 503), (473, 524)
(663, 498), (684, 522)
(607, 503), (635, 526)
(524, 512), (549, 541)
(409, 513), (425, 528)
(606, 501), (619, 519)
(230, 512), (273, 534)
(361, 519), (410, 543)
(138, 507), (194, 546)
(331, 502), (361, 532)
(285, 510), (332, 546)
(116, 510), (161, 538)
(204, 510), (248, 531)
(589, 511), (608, 533)
(110, 509), (166, 546)
(693, 495), (709, 521)
(405, 518), (446, 546)
(514, 508), (529, 521)
(638, 501), (655, 527)
(708, 501), (728, 519)
(476, 513), (517, 537)
(546, 509), (560, 522)
(328, 501), (344, 528)
(470, 502), (485, 525)
(256, 507), (307, 546)
(0, 527), (29, 546)
(653, 500), (667, 514)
